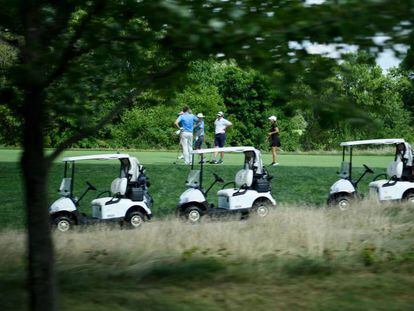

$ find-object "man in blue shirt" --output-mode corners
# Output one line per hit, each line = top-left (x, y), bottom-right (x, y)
(174, 106), (198, 165)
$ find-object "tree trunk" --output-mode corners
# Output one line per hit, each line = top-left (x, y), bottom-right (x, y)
(21, 88), (57, 311)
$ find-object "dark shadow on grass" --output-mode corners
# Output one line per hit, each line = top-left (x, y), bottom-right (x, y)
(283, 258), (334, 277)
(141, 257), (226, 283)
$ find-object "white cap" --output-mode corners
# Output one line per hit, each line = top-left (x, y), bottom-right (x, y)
(197, 113), (204, 118)
(268, 115), (277, 121)
(217, 111), (224, 117)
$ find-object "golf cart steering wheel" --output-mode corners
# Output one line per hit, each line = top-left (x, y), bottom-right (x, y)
(86, 181), (97, 191)
(213, 173), (224, 183)
(363, 164), (374, 174)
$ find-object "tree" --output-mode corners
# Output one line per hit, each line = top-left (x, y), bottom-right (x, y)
(287, 53), (414, 149)
(1, 1), (413, 310)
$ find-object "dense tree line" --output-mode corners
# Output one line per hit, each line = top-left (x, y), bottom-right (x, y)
(2, 56), (413, 150)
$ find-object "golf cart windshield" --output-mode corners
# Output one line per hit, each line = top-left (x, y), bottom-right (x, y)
(191, 146), (263, 174)
(186, 170), (201, 188)
(339, 161), (350, 179)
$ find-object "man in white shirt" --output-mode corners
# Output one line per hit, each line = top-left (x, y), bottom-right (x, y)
(212, 111), (232, 164)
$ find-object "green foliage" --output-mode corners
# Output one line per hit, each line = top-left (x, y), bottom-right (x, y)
(175, 84), (225, 129)
(0, 105), (20, 145)
(111, 105), (180, 149)
(287, 54), (414, 150)
(1, 1), (413, 152)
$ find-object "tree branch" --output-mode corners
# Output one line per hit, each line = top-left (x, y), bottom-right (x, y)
(40, 1), (77, 46)
(45, 64), (181, 165)
(41, 0), (106, 90)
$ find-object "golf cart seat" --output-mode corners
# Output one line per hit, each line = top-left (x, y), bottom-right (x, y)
(387, 158), (403, 179)
(91, 177), (128, 206)
(369, 160), (404, 190)
(217, 169), (253, 197)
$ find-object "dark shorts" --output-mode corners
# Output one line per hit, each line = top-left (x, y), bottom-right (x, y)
(214, 133), (226, 148)
(271, 136), (281, 147)
(194, 136), (204, 149)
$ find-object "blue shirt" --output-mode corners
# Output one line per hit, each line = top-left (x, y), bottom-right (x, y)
(177, 113), (198, 132)
(195, 120), (205, 137)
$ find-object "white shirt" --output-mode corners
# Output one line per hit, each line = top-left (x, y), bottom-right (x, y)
(214, 117), (232, 134)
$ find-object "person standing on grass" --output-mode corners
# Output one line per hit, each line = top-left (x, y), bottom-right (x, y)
(212, 111), (232, 164)
(176, 111), (184, 160)
(175, 106), (198, 165)
(194, 113), (206, 162)
(194, 113), (205, 150)
(268, 115), (280, 166)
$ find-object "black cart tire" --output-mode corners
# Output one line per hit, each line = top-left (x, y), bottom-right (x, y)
(252, 200), (271, 218)
(126, 211), (145, 228)
(334, 195), (351, 211)
(185, 206), (203, 223)
(403, 191), (414, 205)
(54, 216), (74, 232)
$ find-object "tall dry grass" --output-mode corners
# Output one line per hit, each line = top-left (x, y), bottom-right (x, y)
(1, 201), (413, 273)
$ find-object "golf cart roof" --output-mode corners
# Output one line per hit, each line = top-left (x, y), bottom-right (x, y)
(340, 138), (405, 147)
(191, 147), (258, 155)
(62, 154), (131, 162)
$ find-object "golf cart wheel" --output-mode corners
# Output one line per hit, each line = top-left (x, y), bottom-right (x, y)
(54, 216), (74, 232)
(126, 211), (145, 228)
(185, 206), (203, 224)
(403, 192), (414, 205)
(252, 200), (271, 218)
(335, 195), (351, 211)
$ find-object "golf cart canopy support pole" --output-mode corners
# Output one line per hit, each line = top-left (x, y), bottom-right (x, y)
(349, 147), (353, 181)
(200, 156), (204, 189)
(71, 161), (75, 196)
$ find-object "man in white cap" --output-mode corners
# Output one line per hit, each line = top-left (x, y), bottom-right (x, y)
(268, 115), (280, 166)
(212, 111), (232, 164)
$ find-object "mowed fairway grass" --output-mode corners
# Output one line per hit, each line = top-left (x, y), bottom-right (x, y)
(0, 148), (392, 229)
(2, 149), (414, 311)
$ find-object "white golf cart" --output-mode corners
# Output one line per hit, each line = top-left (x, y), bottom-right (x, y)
(176, 147), (276, 223)
(49, 154), (153, 232)
(328, 138), (414, 209)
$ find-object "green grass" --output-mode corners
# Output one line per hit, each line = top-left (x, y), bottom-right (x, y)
(2, 260), (414, 310)
(0, 148), (392, 167)
(1, 145), (414, 311)
(0, 149), (394, 229)
(1, 204), (414, 310)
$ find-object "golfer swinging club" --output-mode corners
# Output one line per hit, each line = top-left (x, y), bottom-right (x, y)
(174, 106), (198, 165)
(212, 111), (232, 164)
